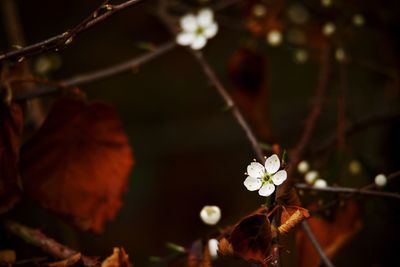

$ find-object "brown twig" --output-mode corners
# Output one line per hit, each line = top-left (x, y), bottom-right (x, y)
(301, 221), (335, 267)
(295, 183), (400, 200)
(0, 0), (142, 62)
(4, 221), (98, 267)
(11, 41), (176, 100)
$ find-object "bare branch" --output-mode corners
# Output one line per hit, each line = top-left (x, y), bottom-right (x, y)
(0, 0), (142, 62)
(4, 221), (98, 267)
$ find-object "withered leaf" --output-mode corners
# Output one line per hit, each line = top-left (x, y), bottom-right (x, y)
(101, 248), (132, 267)
(20, 97), (134, 232)
(0, 103), (23, 213)
(48, 253), (82, 267)
(228, 208), (272, 266)
(187, 240), (212, 267)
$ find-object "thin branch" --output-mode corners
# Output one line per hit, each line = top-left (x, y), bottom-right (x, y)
(0, 0), (142, 62)
(295, 183), (400, 200)
(301, 221), (335, 267)
(11, 41), (176, 100)
(4, 221), (98, 267)
(313, 108), (400, 154)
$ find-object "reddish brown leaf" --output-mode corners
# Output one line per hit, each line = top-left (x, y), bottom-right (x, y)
(296, 201), (362, 267)
(228, 208), (272, 266)
(0, 103), (23, 213)
(187, 240), (212, 267)
(20, 97), (134, 232)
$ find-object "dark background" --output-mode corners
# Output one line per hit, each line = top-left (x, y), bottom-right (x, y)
(1, 0), (400, 266)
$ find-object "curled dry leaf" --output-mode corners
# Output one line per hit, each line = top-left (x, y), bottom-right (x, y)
(101, 248), (132, 267)
(222, 208), (273, 266)
(0, 103), (23, 213)
(296, 200), (362, 267)
(20, 97), (134, 232)
(278, 206), (310, 235)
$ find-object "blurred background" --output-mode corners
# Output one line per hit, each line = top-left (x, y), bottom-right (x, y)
(1, 0), (400, 266)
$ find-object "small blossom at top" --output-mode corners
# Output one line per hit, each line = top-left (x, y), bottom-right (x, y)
(243, 154), (287, 197)
(176, 8), (218, 50)
(322, 22), (336, 36)
(208, 239), (219, 259)
(321, 0), (332, 7)
(374, 174), (387, 187)
(297, 160), (310, 174)
(200, 205), (221, 225)
(266, 30), (283, 46)
(305, 170), (319, 184)
(314, 179), (328, 188)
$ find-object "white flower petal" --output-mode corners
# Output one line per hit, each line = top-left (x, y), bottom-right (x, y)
(190, 35), (207, 50)
(374, 174), (387, 187)
(314, 179), (327, 188)
(200, 205), (221, 225)
(264, 154), (280, 174)
(180, 14), (198, 32)
(305, 170), (318, 184)
(208, 239), (219, 259)
(197, 8), (214, 28)
(203, 22), (218, 39)
(258, 183), (275, 197)
(272, 170), (287, 186)
(247, 162), (265, 178)
(176, 32), (196, 46)
(244, 176), (262, 191)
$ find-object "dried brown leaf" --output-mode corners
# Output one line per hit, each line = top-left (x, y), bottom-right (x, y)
(101, 248), (132, 267)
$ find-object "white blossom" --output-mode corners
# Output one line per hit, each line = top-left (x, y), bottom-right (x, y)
(314, 179), (328, 188)
(200, 205), (221, 225)
(294, 49), (308, 64)
(176, 8), (218, 50)
(267, 30), (283, 46)
(297, 160), (310, 174)
(374, 174), (387, 187)
(208, 239), (219, 259)
(243, 154), (287, 197)
(305, 170), (319, 184)
(352, 14), (365, 26)
(321, 0), (332, 7)
(348, 160), (361, 175)
(322, 22), (335, 36)
(335, 48), (347, 63)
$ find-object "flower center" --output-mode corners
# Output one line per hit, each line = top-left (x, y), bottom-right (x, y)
(196, 27), (204, 35)
(262, 173), (272, 184)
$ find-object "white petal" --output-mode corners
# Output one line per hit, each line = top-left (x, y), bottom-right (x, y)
(314, 179), (327, 188)
(247, 162), (265, 178)
(190, 35), (207, 50)
(272, 170), (287, 186)
(264, 154), (280, 174)
(305, 170), (318, 184)
(244, 176), (262, 191)
(197, 8), (214, 28)
(176, 32), (196, 46)
(258, 183), (275, 197)
(208, 239), (219, 259)
(203, 22), (218, 39)
(200, 205), (221, 225)
(374, 174), (387, 187)
(180, 14), (198, 32)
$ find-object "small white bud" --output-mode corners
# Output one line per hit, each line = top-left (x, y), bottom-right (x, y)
(252, 4), (266, 18)
(297, 160), (310, 173)
(348, 160), (362, 175)
(374, 174), (387, 187)
(322, 22), (336, 36)
(200, 205), (221, 225)
(314, 179), (328, 188)
(321, 0), (332, 7)
(335, 48), (347, 63)
(305, 170), (319, 184)
(208, 239), (219, 259)
(267, 30), (283, 46)
(352, 14), (365, 26)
